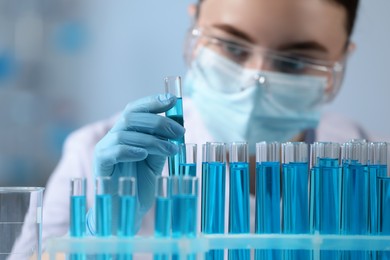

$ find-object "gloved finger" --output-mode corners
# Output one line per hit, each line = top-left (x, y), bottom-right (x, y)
(128, 93), (177, 114)
(100, 131), (179, 156)
(111, 93), (178, 132)
(111, 113), (185, 140)
(95, 144), (148, 176)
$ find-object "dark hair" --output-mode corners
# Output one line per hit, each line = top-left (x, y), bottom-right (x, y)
(196, 0), (359, 38)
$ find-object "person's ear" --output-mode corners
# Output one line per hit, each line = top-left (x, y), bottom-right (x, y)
(188, 4), (197, 19)
(346, 42), (356, 56)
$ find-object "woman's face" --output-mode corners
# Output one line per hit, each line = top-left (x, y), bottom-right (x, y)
(196, 0), (350, 63)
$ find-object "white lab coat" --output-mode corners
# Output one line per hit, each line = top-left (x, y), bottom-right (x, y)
(37, 97), (373, 256)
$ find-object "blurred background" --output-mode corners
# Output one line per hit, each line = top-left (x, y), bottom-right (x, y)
(0, 0), (389, 187)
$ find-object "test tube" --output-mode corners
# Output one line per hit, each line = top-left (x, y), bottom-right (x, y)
(95, 176), (112, 259)
(70, 178), (87, 260)
(341, 140), (369, 259)
(281, 142), (310, 260)
(309, 142), (341, 259)
(179, 143), (197, 177)
(377, 176), (390, 259)
(171, 176), (199, 260)
(367, 142), (387, 235)
(255, 142), (281, 260)
(165, 76), (185, 176)
(228, 142), (250, 260)
(201, 142), (226, 260)
(154, 176), (172, 260)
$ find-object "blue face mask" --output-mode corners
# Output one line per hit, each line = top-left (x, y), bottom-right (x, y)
(184, 48), (327, 152)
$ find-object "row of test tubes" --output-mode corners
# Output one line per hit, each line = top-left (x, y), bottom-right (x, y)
(68, 140), (390, 259)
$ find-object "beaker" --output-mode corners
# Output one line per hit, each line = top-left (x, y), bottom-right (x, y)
(0, 187), (44, 260)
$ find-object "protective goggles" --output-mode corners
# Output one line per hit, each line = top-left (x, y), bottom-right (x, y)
(184, 26), (346, 102)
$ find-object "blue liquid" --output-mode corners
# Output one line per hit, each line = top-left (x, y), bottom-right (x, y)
(172, 194), (197, 260)
(310, 158), (341, 259)
(202, 162), (225, 260)
(228, 162), (250, 260)
(282, 162), (310, 260)
(70, 195), (86, 260)
(166, 98), (185, 176)
(70, 195), (86, 237)
(154, 197), (172, 260)
(95, 194), (112, 260)
(96, 194), (112, 236)
(179, 163), (197, 177)
(368, 164), (387, 234)
(341, 162), (369, 260)
(155, 197), (172, 237)
(255, 161), (281, 260)
(201, 162), (208, 233)
(377, 177), (390, 259)
(172, 194), (197, 237)
(118, 195), (137, 237)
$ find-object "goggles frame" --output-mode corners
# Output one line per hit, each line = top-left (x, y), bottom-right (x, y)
(184, 26), (347, 102)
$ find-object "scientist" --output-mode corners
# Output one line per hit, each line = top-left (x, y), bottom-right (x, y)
(40, 0), (365, 244)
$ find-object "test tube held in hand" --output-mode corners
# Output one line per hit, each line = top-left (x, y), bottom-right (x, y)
(165, 76), (185, 176)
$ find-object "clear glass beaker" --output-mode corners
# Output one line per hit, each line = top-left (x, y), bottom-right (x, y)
(0, 187), (44, 260)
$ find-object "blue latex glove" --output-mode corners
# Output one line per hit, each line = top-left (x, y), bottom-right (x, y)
(86, 93), (185, 234)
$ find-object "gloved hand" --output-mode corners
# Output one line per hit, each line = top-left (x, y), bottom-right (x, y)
(86, 93), (185, 235)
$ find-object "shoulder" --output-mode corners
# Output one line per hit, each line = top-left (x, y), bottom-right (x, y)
(316, 112), (371, 142)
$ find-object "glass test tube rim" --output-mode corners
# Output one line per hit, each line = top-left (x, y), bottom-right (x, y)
(367, 142), (388, 165)
(282, 141), (309, 163)
(341, 141), (368, 164)
(228, 141), (248, 163)
(164, 76), (182, 98)
(95, 176), (112, 195)
(171, 176), (199, 196)
(310, 141), (341, 168)
(156, 176), (172, 198)
(205, 142), (226, 163)
(71, 178), (87, 196)
(118, 176), (137, 196)
(179, 143), (197, 164)
(256, 141), (281, 162)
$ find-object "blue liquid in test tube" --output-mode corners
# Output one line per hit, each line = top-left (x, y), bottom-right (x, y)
(95, 177), (112, 260)
(70, 178), (86, 260)
(117, 177), (137, 260)
(172, 176), (198, 260)
(179, 143), (197, 177)
(165, 76), (185, 176)
(282, 142), (310, 260)
(255, 142), (281, 260)
(228, 142), (250, 260)
(341, 141), (369, 260)
(367, 142), (388, 236)
(154, 177), (172, 260)
(309, 142), (341, 260)
(377, 176), (390, 259)
(201, 143), (226, 260)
